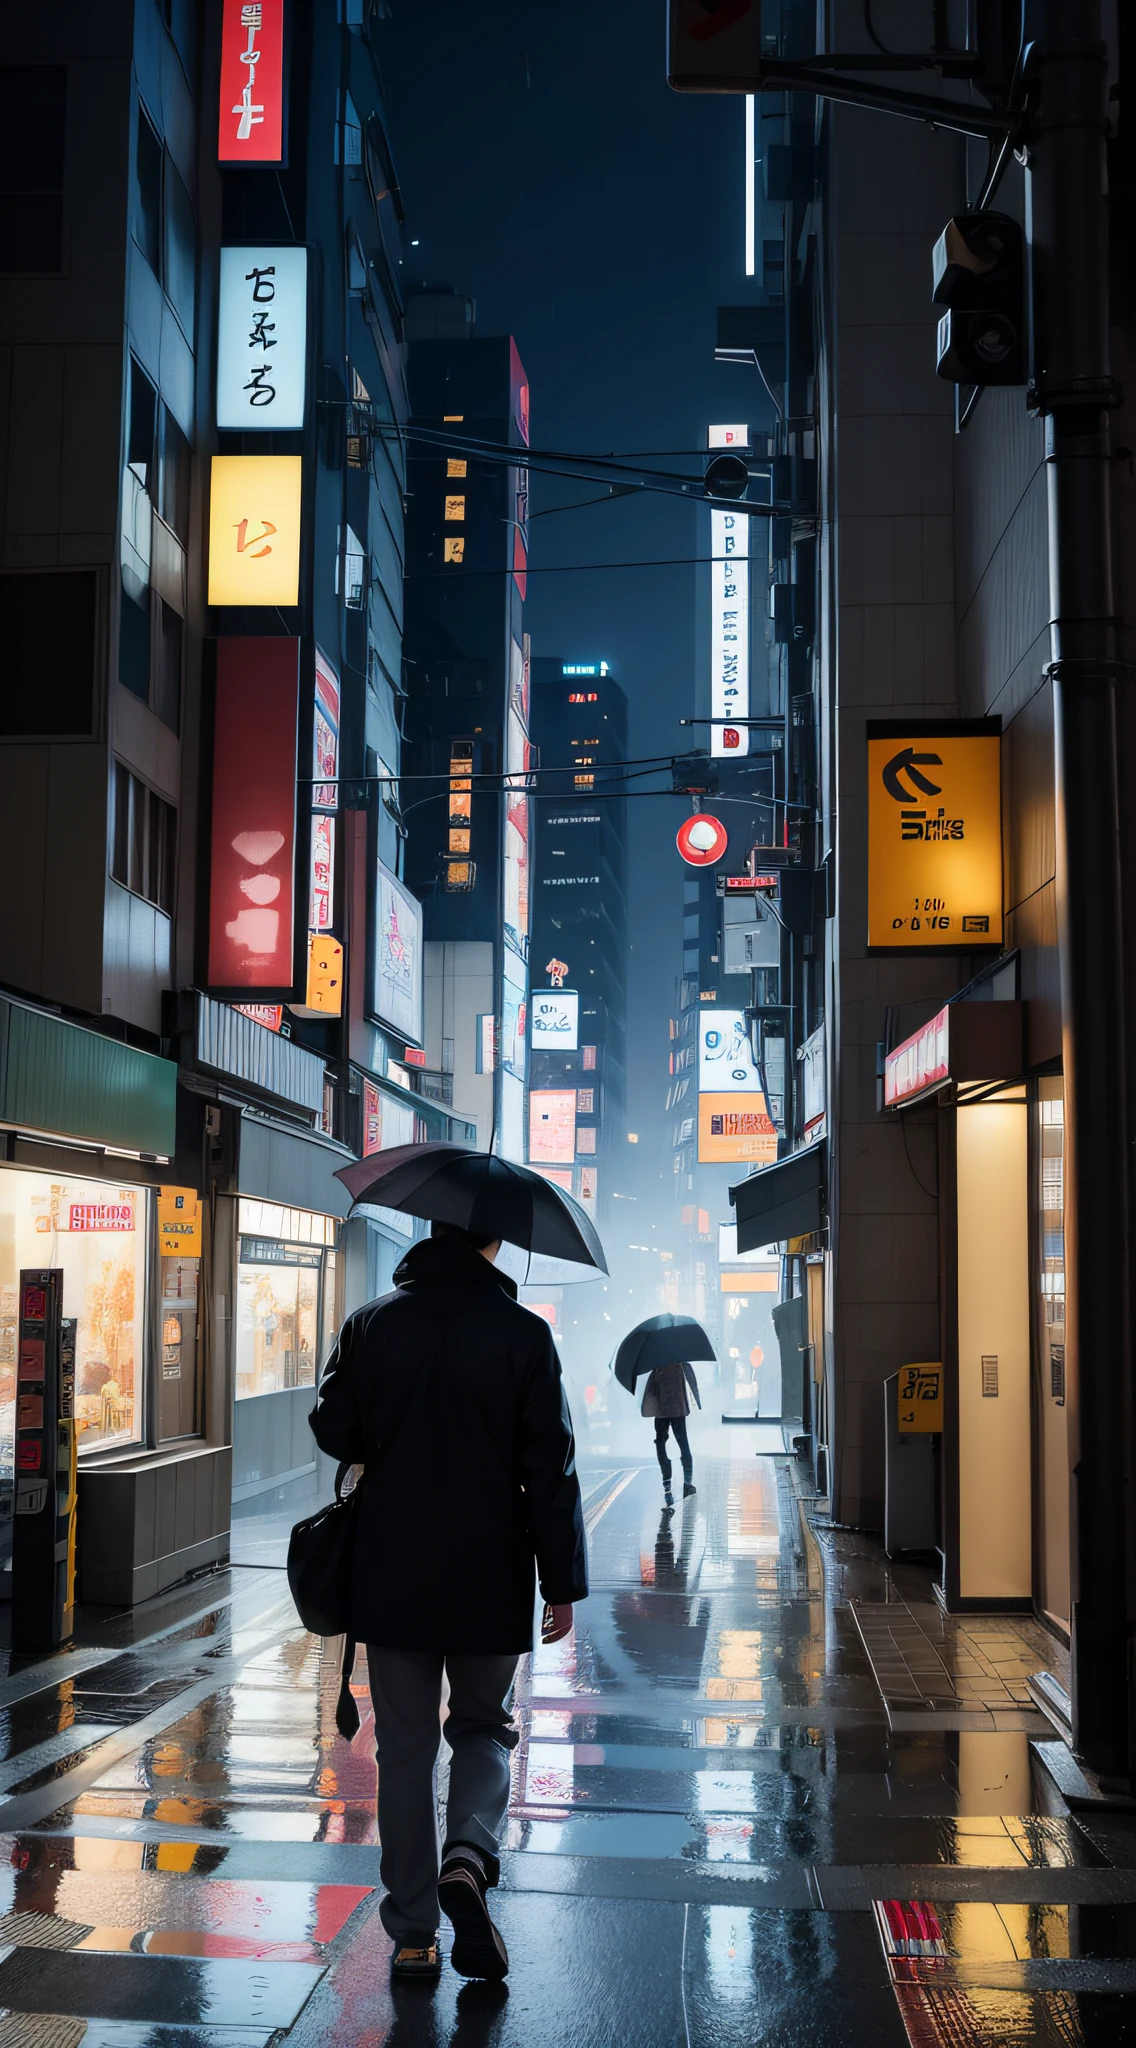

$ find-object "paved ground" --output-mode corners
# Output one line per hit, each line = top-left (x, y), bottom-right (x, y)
(0, 1427), (1131, 2043)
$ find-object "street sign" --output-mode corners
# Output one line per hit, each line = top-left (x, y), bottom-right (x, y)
(867, 720), (1003, 948)
(677, 814), (728, 866)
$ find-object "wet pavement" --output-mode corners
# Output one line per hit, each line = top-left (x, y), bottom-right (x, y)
(0, 1434), (1131, 2042)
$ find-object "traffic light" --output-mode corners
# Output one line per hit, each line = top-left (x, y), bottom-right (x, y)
(704, 452), (750, 500)
(931, 211), (1025, 384)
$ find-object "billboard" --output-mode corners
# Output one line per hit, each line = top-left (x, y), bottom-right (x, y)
(502, 953), (528, 1081)
(504, 792), (529, 950)
(710, 507), (749, 758)
(698, 1094), (777, 1165)
(529, 1090), (576, 1166)
(531, 989), (579, 1051)
(219, 0), (285, 164)
(312, 648), (339, 809)
(217, 247), (307, 429)
(373, 862), (423, 1043)
(208, 455), (302, 606)
(207, 638), (298, 989)
(866, 721), (1003, 948)
(698, 1008), (763, 1093)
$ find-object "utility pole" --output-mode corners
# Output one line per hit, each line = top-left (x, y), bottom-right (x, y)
(1029, 2), (1131, 1777)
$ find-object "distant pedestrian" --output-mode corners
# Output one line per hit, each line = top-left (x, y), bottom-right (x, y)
(642, 1359), (700, 1506)
(310, 1221), (588, 1985)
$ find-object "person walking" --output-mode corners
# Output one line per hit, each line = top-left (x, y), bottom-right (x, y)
(309, 1219), (588, 1985)
(642, 1358), (700, 1508)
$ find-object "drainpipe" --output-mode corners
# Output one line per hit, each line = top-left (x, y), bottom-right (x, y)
(1028, 2), (1130, 1775)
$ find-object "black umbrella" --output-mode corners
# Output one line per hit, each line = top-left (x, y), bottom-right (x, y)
(335, 1142), (608, 1272)
(611, 1313), (716, 1394)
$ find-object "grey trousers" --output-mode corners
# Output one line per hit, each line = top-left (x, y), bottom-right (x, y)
(366, 1647), (520, 1942)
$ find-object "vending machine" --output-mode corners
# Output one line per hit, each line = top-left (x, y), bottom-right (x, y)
(12, 1270), (77, 1649)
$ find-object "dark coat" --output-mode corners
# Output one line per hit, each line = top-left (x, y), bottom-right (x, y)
(641, 1361), (701, 1419)
(308, 1236), (588, 1653)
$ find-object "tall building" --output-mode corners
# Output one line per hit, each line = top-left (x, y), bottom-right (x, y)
(401, 296), (531, 1159)
(0, 1), (468, 1608)
(527, 658), (628, 1232)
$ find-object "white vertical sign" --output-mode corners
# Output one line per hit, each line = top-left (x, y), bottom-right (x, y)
(217, 246), (308, 429)
(710, 507), (750, 758)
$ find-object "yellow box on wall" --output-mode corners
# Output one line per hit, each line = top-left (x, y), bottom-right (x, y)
(867, 721), (1002, 949)
(208, 455), (302, 606)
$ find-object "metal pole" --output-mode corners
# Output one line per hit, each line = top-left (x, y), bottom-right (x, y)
(1029, 2), (1131, 1774)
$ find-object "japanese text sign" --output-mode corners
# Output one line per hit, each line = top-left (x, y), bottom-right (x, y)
(208, 455), (302, 607)
(867, 721), (1002, 949)
(219, 0), (285, 164)
(217, 246), (307, 429)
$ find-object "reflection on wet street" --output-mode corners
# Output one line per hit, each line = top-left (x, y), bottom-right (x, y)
(0, 1440), (1131, 2042)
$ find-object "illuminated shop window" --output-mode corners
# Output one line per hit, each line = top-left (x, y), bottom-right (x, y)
(234, 1203), (340, 1401)
(0, 1170), (149, 1455)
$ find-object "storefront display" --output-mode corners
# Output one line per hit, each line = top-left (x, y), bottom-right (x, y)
(0, 1170), (147, 1456)
(234, 1198), (339, 1401)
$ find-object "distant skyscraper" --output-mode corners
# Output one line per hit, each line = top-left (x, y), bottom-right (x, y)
(401, 301), (532, 1155)
(528, 659), (628, 1228)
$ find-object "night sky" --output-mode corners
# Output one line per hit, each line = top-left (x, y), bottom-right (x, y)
(379, 0), (774, 1205)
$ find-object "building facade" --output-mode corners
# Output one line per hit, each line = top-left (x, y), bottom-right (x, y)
(400, 301), (531, 1161)
(0, 0), (469, 1613)
(527, 657), (628, 1237)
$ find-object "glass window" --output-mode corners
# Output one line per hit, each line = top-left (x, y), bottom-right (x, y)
(162, 155), (195, 337)
(158, 406), (191, 542)
(0, 1170), (147, 1456)
(110, 764), (177, 914)
(134, 105), (161, 275)
(235, 1240), (323, 1400)
(159, 1252), (199, 1440)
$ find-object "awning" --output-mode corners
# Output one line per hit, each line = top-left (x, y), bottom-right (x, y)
(0, 997), (177, 1157)
(730, 1137), (827, 1252)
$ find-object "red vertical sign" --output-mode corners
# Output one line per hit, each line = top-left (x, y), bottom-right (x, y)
(218, 0), (285, 165)
(208, 639), (299, 989)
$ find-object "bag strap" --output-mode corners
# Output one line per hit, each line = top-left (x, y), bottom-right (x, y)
(335, 1634), (360, 1740)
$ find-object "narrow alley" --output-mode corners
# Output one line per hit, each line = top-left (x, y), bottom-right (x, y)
(0, 1431), (1128, 2045)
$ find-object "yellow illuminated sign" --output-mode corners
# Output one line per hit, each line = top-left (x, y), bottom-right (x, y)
(867, 724), (1002, 948)
(897, 1363), (943, 1432)
(158, 1186), (202, 1257)
(208, 455), (302, 606)
(306, 932), (344, 1015)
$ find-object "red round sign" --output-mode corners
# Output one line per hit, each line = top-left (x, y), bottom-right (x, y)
(676, 813), (729, 866)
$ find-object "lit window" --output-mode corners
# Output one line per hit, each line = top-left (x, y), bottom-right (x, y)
(444, 537), (465, 564)
(445, 859), (476, 891)
(574, 774), (594, 789)
(443, 414), (464, 421)
(447, 458), (467, 478)
(448, 827), (471, 853)
(449, 792), (471, 822)
(444, 495), (466, 521)
(574, 756), (594, 766)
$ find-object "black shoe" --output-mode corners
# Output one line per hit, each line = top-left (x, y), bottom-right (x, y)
(391, 1936), (441, 1981)
(439, 1852), (509, 1980)
(683, 1482), (697, 1497)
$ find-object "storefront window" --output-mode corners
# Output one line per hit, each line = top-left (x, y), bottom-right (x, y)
(0, 1170), (147, 1456)
(1038, 1081), (1065, 1401)
(234, 1200), (340, 1401)
(159, 1252), (200, 1440)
